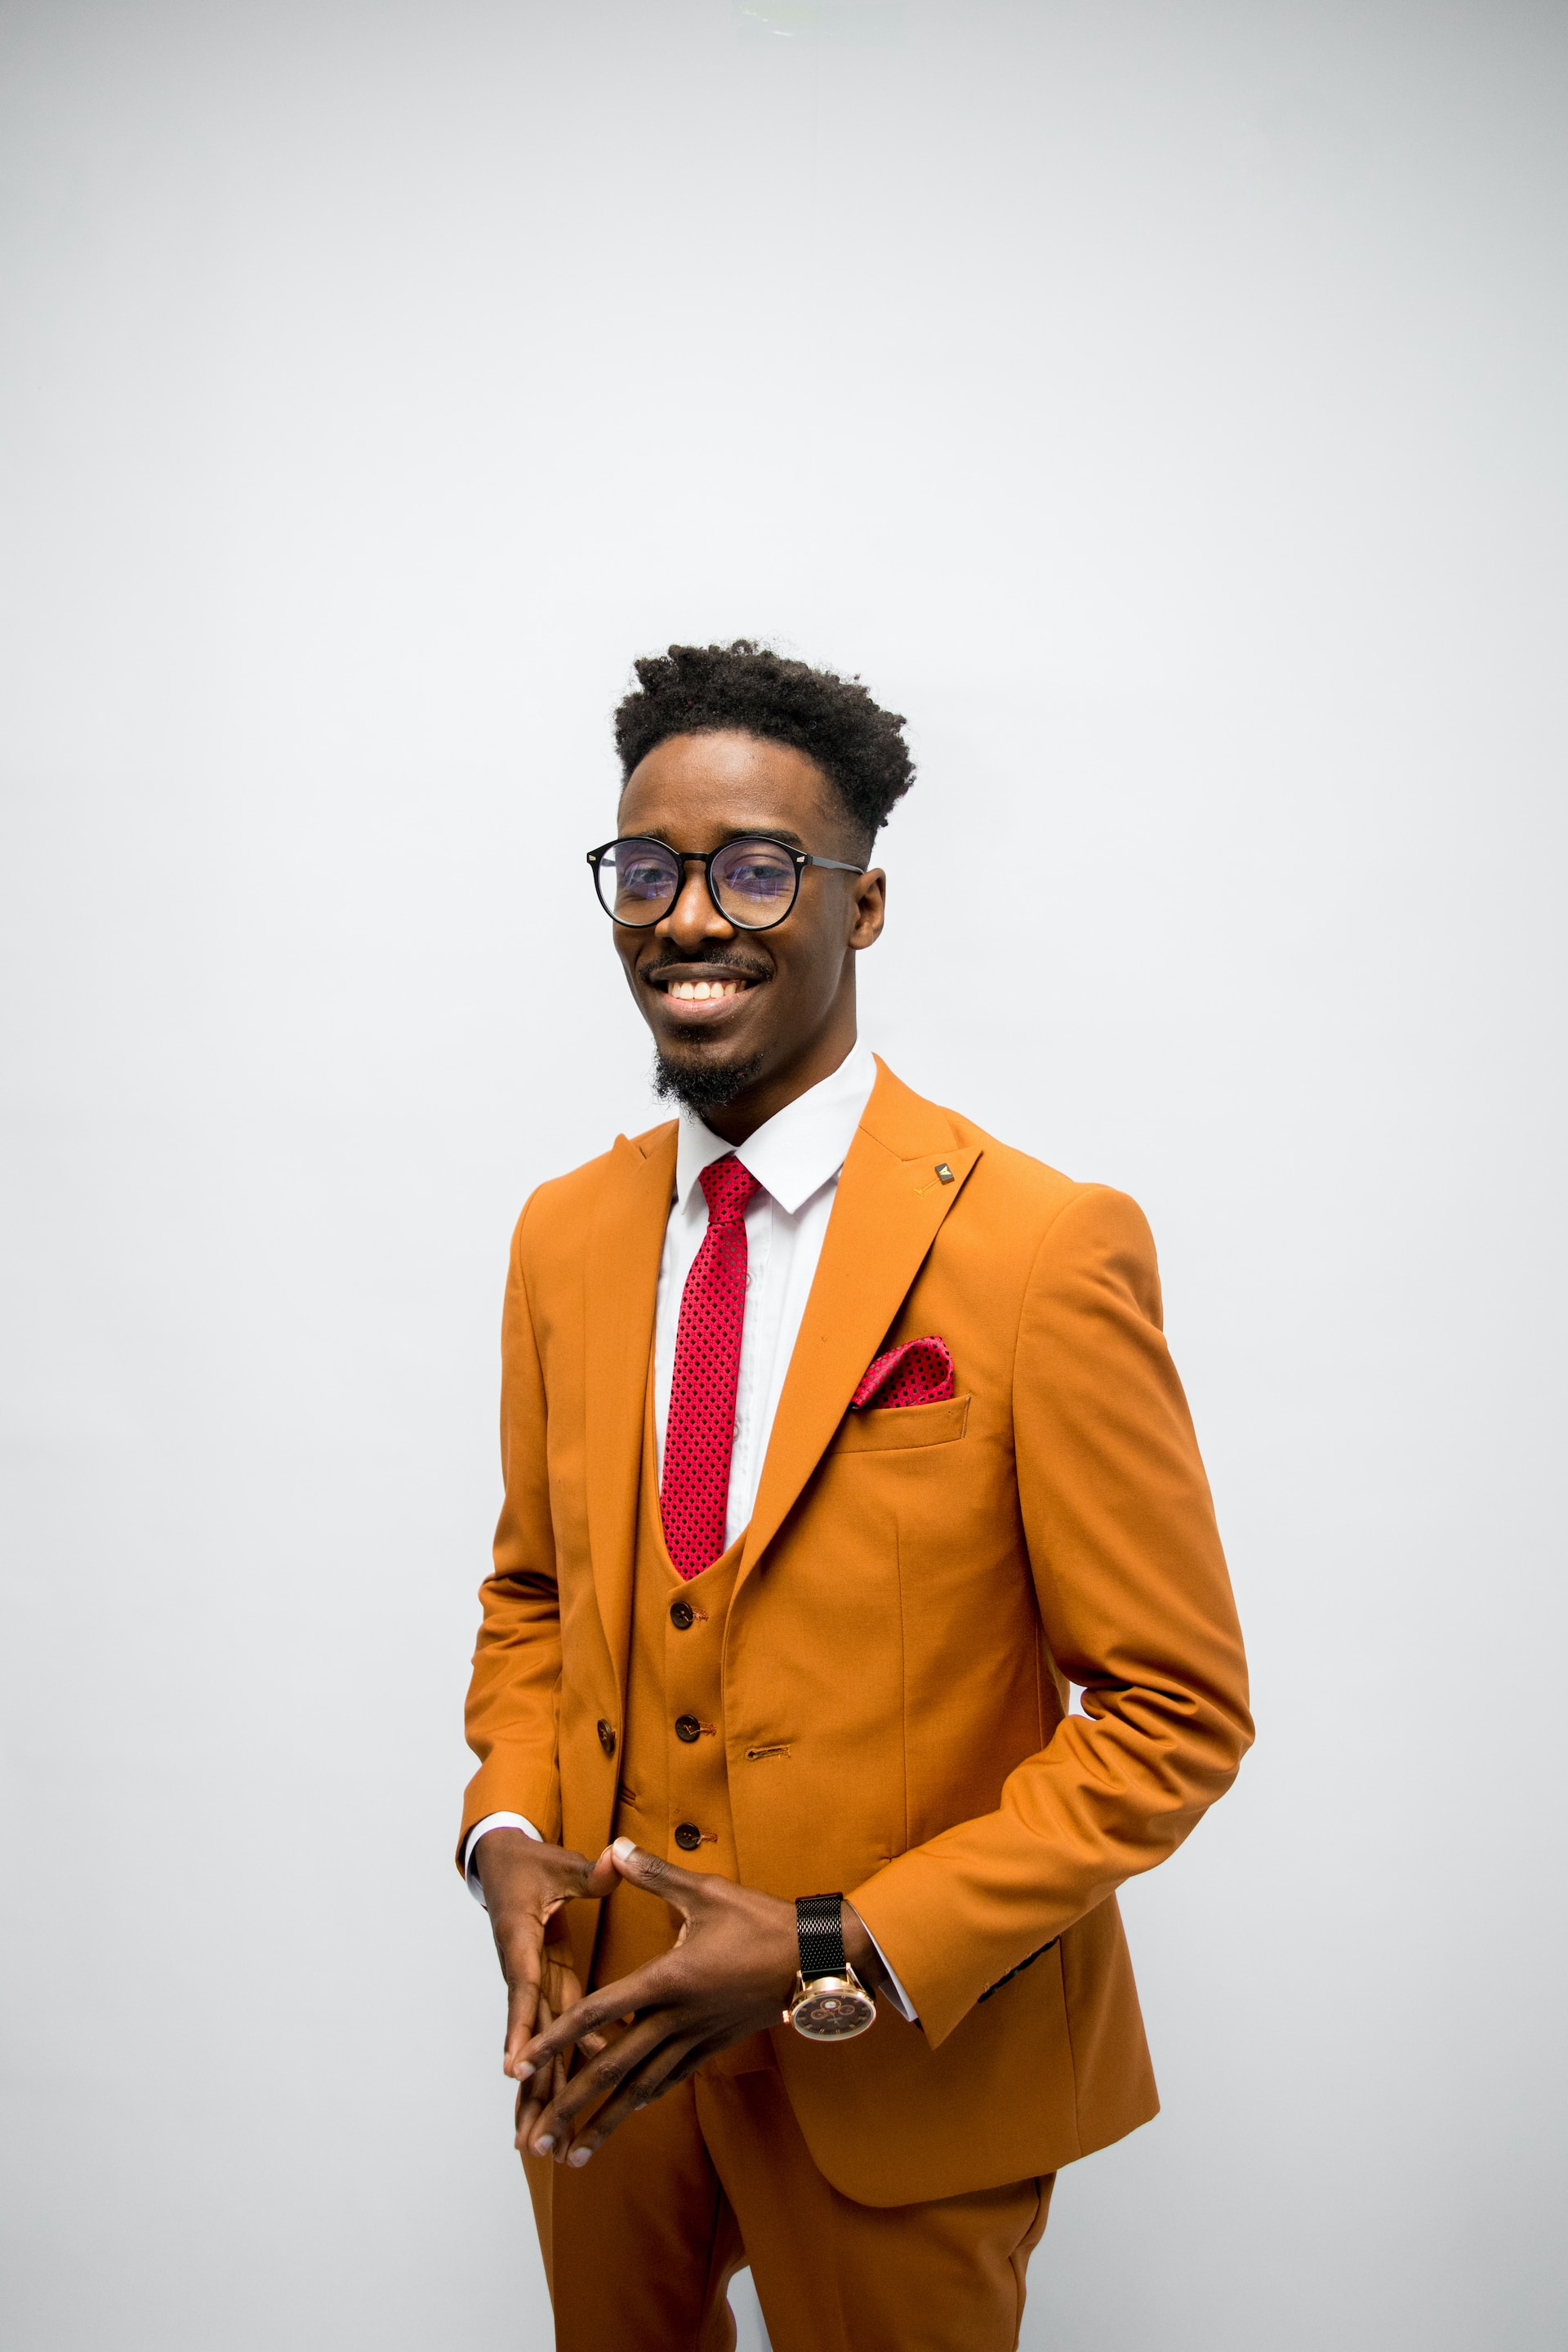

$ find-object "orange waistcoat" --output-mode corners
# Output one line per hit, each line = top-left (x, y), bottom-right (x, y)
(588, 1383), (774, 2074)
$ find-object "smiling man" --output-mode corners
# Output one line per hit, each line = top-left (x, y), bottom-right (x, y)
(459, 641), (1252, 2352)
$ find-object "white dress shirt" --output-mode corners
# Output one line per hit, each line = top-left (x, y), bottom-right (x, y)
(466, 1040), (918, 2019)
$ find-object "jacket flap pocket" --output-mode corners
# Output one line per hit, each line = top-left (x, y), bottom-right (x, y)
(831, 1395), (970, 1453)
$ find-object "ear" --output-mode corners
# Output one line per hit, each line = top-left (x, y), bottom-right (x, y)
(849, 866), (886, 951)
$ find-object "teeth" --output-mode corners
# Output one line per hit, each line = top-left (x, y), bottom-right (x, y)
(666, 978), (746, 1000)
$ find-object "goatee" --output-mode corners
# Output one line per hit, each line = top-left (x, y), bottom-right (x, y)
(653, 1049), (764, 1118)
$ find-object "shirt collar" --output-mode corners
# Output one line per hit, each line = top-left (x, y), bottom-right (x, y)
(674, 1039), (878, 1218)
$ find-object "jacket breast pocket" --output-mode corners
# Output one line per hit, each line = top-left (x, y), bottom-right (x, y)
(829, 1395), (970, 1454)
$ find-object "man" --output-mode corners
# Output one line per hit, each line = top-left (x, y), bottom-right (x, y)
(459, 641), (1251, 2351)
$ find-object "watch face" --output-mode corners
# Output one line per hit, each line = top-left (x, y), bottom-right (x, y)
(791, 1979), (877, 2041)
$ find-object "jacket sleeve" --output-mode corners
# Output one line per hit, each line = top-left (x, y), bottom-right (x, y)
(849, 1183), (1254, 2046)
(456, 1200), (564, 1866)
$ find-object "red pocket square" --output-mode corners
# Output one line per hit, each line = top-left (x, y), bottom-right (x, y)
(850, 1335), (956, 1411)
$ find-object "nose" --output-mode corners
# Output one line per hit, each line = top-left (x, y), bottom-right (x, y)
(659, 858), (734, 951)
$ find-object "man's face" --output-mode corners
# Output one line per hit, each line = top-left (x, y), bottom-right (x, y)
(610, 729), (886, 1120)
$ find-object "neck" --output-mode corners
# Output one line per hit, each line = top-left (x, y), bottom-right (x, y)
(699, 1009), (859, 1145)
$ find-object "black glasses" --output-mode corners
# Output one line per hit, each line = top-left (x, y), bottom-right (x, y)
(586, 835), (864, 932)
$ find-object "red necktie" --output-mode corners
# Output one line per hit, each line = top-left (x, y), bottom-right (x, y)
(661, 1154), (760, 1580)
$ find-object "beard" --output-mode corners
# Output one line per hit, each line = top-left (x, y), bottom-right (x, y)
(652, 1047), (765, 1117)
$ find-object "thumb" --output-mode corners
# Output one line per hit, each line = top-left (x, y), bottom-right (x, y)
(608, 1836), (708, 1912)
(580, 1844), (618, 1900)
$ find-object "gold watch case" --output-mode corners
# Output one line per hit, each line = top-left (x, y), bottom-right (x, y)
(784, 1967), (877, 2041)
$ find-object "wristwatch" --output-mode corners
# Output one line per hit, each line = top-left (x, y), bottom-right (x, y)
(783, 1895), (877, 2040)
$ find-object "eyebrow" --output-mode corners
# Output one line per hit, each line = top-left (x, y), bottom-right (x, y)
(635, 824), (809, 851)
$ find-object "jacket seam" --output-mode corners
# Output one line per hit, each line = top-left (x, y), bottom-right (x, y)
(1006, 1181), (1112, 1459)
(1008, 1183), (1107, 2165)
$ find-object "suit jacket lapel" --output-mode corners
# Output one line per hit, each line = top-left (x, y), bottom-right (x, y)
(740, 1062), (982, 1581)
(584, 1123), (677, 1692)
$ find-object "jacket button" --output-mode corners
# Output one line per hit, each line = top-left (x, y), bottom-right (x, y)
(670, 1600), (694, 1630)
(597, 1720), (616, 1757)
(674, 1822), (702, 1851)
(675, 1714), (701, 1744)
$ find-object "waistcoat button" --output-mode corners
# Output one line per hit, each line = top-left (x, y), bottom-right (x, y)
(596, 1720), (616, 1756)
(675, 1822), (702, 1851)
(675, 1714), (701, 1744)
(670, 1600), (694, 1630)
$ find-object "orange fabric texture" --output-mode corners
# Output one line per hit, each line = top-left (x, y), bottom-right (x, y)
(461, 1059), (1253, 2203)
(524, 2067), (1052, 2352)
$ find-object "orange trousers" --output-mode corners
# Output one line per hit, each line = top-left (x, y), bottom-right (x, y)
(523, 2063), (1053, 2352)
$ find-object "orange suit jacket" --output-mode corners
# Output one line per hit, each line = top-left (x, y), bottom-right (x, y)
(461, 1059), (1252, 2206)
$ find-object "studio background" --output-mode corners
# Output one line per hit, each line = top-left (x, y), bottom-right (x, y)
(2, 3), (1564, 2347)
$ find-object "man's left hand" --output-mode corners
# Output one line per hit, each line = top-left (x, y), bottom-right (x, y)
(514, 1838), (887, 2167)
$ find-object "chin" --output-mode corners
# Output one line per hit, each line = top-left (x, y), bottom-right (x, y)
(652, 1045), (764, 1116)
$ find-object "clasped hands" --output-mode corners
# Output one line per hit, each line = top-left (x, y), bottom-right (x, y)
(475, 1829), (887, 2170)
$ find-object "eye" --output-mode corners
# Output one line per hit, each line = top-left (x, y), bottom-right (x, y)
(716, 847), (795, 902)
(616, 847), (677, 900)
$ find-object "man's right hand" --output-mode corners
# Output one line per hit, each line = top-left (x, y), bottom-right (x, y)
(471, 1829), (617, 2152)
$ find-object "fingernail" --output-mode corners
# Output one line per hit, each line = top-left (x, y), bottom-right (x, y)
(534, 2134), (554, 2154)
(568, 2146), (592, 2168)
(514, 2062), (534, 2082)
(612, 1836), (636, 1860)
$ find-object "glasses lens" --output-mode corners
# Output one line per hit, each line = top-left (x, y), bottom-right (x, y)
(710, 839), (799, 928)
(600, 838), (679, 925)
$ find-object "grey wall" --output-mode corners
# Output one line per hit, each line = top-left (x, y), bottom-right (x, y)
(2, 4), (1564, 2346)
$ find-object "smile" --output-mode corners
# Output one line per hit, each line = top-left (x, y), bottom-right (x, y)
(648, 971), (763, 1018)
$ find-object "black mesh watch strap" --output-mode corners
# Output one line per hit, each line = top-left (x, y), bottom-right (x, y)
(795, 1894), (849, 1981)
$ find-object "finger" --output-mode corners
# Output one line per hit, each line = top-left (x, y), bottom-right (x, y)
(501, 1933), (545, 2074)
(550, 2025), (722, 2161)
(557, 2030), (706, 2166)
(526, 2010), (679, 2156)
(579, 1845), (618, 1901)
(514, 1989), (555, 2152)
(515, 1958), (678, 2080)
(518, 1842), (617, 1919)
(607, 1837), (713, 1911)
(659, 2034), (728, 2092)
(535, 1844), (617, 1912)
(541, 1963), (608, 2059)
(544, 1994), (574, 2119)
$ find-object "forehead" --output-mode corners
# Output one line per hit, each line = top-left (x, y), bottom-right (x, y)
(617, 730), (837, 846)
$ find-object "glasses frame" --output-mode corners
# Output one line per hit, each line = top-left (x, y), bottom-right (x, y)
(585, 834), (865, 933)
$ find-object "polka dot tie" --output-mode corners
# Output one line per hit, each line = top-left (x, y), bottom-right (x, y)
(661, 1154), (761, 1580)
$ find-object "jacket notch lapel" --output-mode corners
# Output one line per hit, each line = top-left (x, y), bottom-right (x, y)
(738, 1106), (981, 1582)
(584, 1125), (677, 1692)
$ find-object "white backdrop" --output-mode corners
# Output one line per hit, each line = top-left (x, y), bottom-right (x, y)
(2, 4), (1565, 2347)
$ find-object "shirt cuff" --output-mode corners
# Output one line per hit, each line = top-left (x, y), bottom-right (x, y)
(463, 1811), (541, 1907)
(861, 1922), (919, 2024)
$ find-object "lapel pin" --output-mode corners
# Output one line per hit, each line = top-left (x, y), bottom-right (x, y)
(935, 1162), (955, 1183)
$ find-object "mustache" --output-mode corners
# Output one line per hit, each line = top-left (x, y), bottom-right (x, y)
(641, 947), (773, 983)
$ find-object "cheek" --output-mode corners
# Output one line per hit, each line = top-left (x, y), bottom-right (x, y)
(772, 925), (844, 1009)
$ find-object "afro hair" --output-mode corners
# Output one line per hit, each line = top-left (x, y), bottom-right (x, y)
(612, 641), (914, 856)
